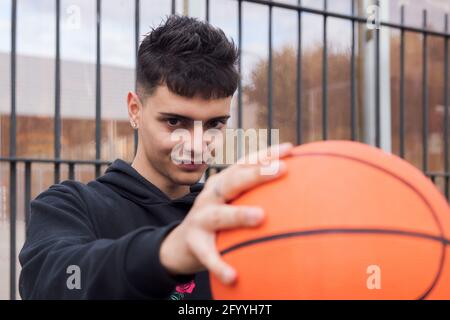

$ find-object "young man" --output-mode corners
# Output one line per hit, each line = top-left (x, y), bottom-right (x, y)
(19, 15), (292, 299)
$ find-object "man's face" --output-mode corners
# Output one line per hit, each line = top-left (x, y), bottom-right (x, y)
(134, 85), (231, 186)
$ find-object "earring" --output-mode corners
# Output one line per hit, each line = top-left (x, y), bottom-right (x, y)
(131, 121), (138, 129)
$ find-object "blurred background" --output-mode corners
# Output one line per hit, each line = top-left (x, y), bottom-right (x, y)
(0, 0), (449, 299)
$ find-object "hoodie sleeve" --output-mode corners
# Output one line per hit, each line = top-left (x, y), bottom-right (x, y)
(19, 183), (195, 299)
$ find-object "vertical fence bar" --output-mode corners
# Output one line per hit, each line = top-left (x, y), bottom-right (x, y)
(68, 162), (75, 180)
(422, 10), (429, 173)
(95, 0), (102, 177)
(172, 0), (176, 15)
(237, 0), (243, 158)
(24, 161), (31, 231)
(267, 2), (273, 146)
(54, 0), (61, 183)
(322, 0), (328, 140)
(206, 0), (210, 22)
(9, 0), (17, 300)
(374, 0), (381, 148)
(134, 0), (139, 157)
(399, 5), (405, 158)
(444, 14), (449, 200)
(296, 0), (302, 145)
(350, 0), (356, 141)
(9, 163), (16, 300)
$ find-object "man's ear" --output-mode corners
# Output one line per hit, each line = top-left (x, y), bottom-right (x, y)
(127, 91), (142, 129)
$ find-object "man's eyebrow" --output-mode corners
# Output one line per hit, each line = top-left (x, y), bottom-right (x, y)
(158, 113), (231, 122)
(206, 115), (231, 122)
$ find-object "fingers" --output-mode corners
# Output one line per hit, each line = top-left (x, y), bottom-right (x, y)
(237, 142), (293, 165)
(184, 143), (294, 285)
(184, 204), (265, 284)
(188, 234), (237, 285)
(200, 159), (287, 204)
(197, 143), (293, 205)
(201, 205), (265, 231)
(224, 162), (287, 201)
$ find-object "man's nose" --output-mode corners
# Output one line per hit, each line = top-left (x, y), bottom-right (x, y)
(189, 133), (208, 159)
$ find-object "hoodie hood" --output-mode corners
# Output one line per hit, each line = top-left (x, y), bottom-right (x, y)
(96, 159), (204, 206)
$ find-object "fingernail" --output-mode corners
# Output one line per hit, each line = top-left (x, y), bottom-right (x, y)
(246, 208), (264, 224)
(260, 160), (286, 176)
(269, 143), (292, 158)
(223, 268), (236, 284)
(279, 142), (293, 152)
(277, 160), (287, 173)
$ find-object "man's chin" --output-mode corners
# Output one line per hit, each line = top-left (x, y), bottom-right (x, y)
(171, 167), (207, 185)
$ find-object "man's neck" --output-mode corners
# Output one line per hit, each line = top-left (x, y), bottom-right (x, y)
(131, 152), (190, 200)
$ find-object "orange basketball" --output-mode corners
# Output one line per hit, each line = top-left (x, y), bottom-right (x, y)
(210, 140), (450, 299)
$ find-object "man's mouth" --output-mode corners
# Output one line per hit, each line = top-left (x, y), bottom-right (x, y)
(175, 159), (206, 171)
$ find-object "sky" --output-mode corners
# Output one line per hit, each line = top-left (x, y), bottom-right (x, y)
(0, 0), (449, 82)
(0, 0), (364, 81)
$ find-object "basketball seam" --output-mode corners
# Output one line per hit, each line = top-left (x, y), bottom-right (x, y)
(290, 152), (448, 299)
(290, 152), (447, 236)
(219, 228), (450, 256)
(222, 151), (449, 299)
(219, 228), (449, 300)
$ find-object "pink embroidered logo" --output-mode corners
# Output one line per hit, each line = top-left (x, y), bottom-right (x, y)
(175, 280), (196, 294)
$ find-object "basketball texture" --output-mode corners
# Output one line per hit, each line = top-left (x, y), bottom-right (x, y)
(210, 141), (450, 299)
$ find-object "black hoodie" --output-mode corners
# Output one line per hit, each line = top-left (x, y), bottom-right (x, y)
(19, 159), (212, 299)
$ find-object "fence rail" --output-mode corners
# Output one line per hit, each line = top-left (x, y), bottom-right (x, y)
(3, 0), (450, 300)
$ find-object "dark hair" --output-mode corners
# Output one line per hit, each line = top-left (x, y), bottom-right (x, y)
(137, 15), (239, 100)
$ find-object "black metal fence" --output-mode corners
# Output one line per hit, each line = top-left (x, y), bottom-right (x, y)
(2, 0), (449, 300)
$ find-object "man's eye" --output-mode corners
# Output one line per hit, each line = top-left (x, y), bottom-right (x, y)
(167, 118), (180, 127)
(207, 120), (226, 129)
